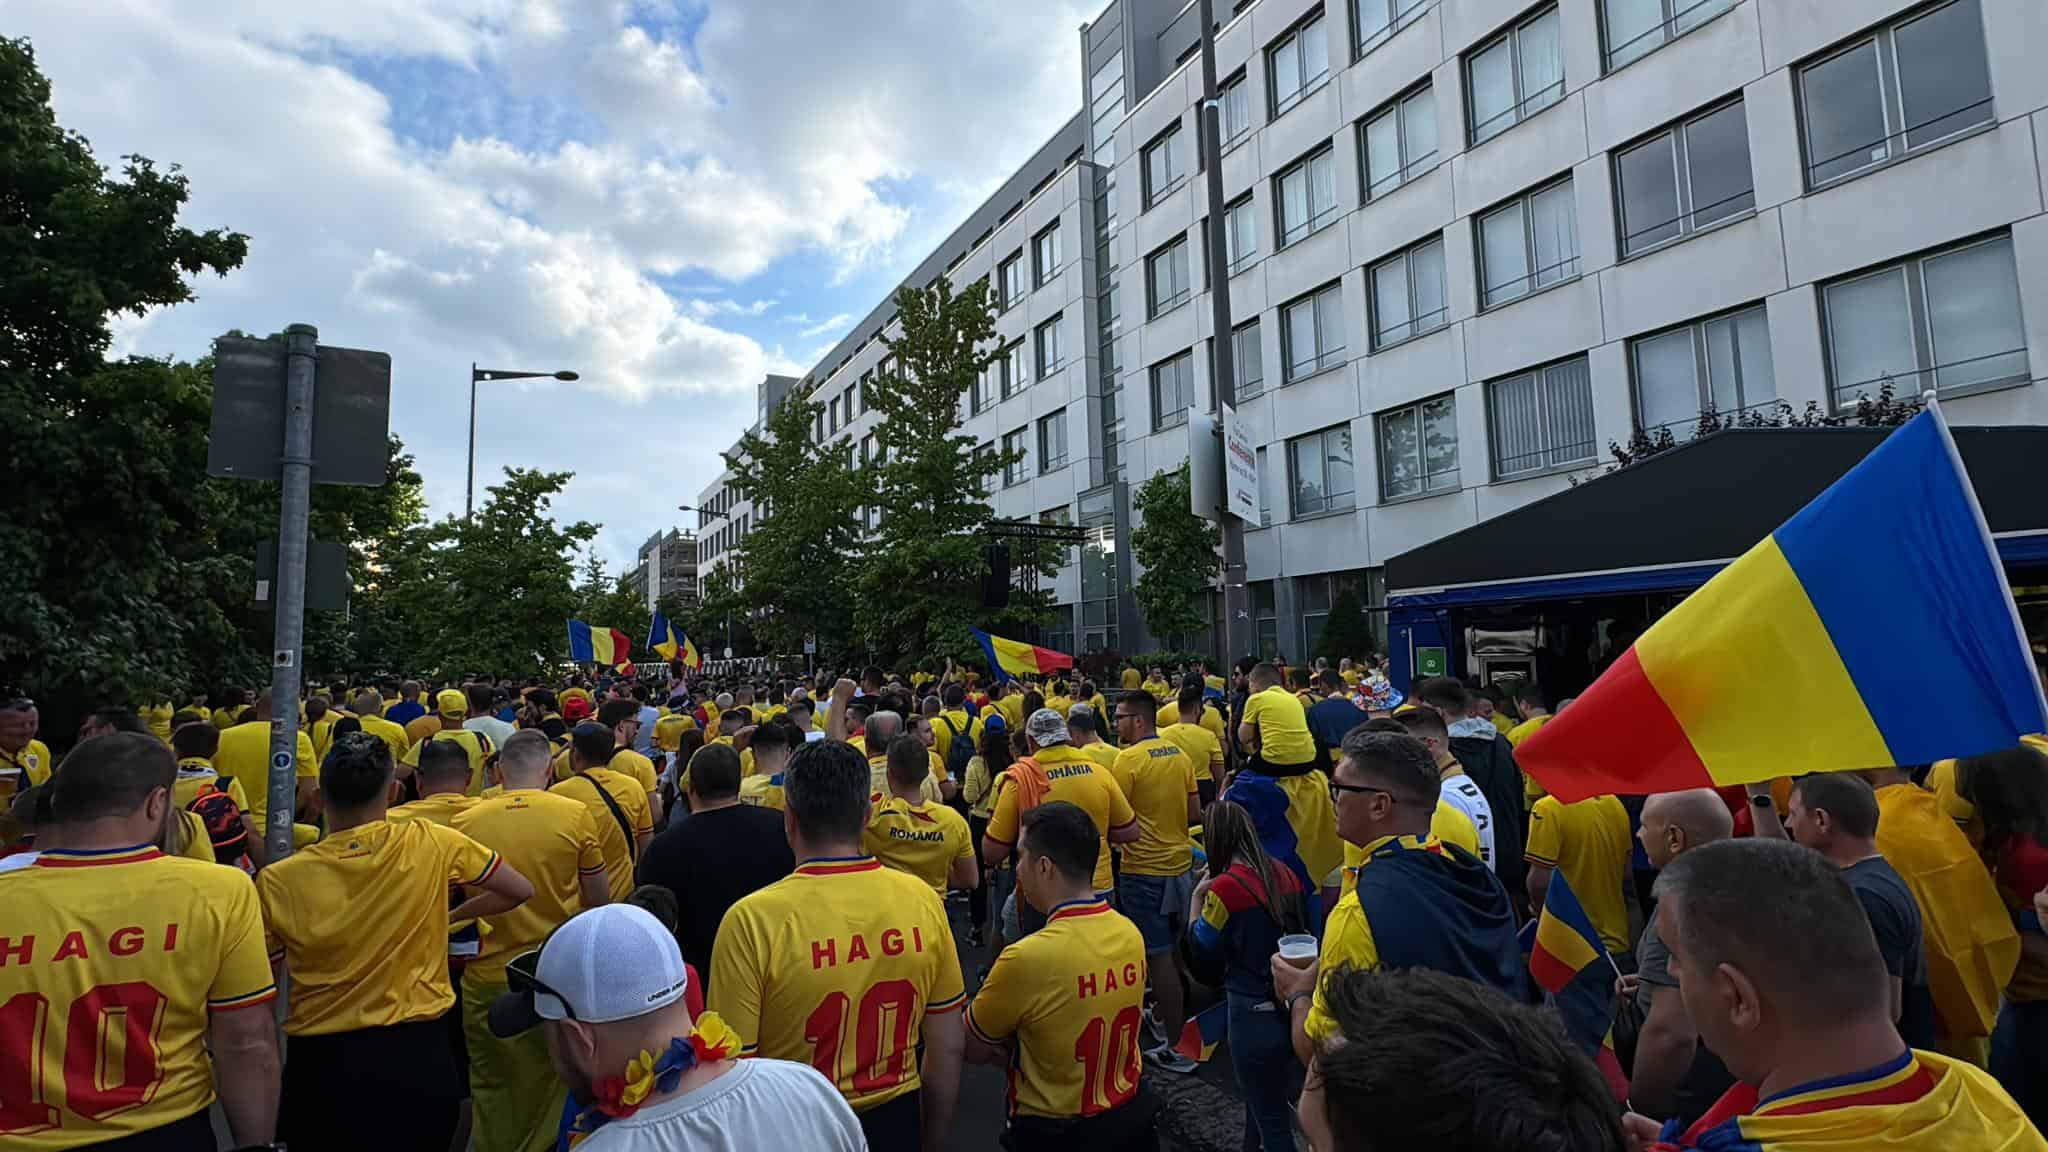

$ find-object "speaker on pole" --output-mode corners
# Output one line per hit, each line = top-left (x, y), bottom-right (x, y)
(982, 542), (1011, 609)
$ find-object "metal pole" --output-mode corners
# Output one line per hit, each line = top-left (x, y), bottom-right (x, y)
(466, 362), (477, 518)
(266, 323), (316, 866)
(1197, 0), (1250, 672)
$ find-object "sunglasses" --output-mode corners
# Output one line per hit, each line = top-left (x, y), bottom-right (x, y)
(505, 948), (579, 1021)
(1329, 780), (1397, 805)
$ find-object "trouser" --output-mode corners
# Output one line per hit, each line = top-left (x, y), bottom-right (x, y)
(463, 969), (568, 1152)
(969, 813), (991, 931)
(281, 1015), (463, 1152)
(1004, 1093), (1162, 1151)
(857, 1089), (922, 1150)
(1226, 992), (1298, 1152)
(1197, 778), (1218, 809)
(1991, 998), (2048, 1126)
(78, 1108), (214, 1151)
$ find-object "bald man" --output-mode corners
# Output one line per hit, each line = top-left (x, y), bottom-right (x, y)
(1625, 789), (1735, 1126)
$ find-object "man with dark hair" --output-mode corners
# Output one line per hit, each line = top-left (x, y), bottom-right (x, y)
(1271, 729), (1523, 1069)
(1505, 682), (1551, 748)
(79, 704), (151, 739)
(1786, 773), (1937, 1050)
(551, 723), (654, 903)
(1301, 967), (1625, 1152)
(1109, 690), (1199, 1075)
(260, 732), (533, 1150)
(6, 734), (283, 1148)
(965, 801), (1156, 1150)
(171, 718), (262, 866)
(465, 682), (516, 748)
(576, 697), (662, 824)
(866, 734), (976, 895)
(737, 717), (802, 811)
(2, 697), (54, 841)
(638, 741), (791, 981)
(1305, 670), (1365, 755)
(214, 687), (318, 842)
(986, 709), (1141, 940)
(401, 688), (496, 798)
(935, 681), (981, 769)
(1627, 838), (2042, 1148)
(1411, 675), (1527, 905)
(1161, 683), (1226, 808)
(711, 737), (967, 1150)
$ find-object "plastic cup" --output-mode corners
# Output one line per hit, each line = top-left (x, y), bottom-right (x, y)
(1278, 934), (1318, 969)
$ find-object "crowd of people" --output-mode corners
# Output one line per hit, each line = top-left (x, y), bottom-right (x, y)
(3, 649), (2047, 1152)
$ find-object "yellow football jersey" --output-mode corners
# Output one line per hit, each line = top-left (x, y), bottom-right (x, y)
(967, 898), (1148, 1119)
(212, 722), (316, 832)
(550, 747), (658, 803)
(550, 768), (652, 903)
(653, 713), (695, 753)
(257, 817), (500, 1035)
(452, 789), (606, 981)
(709, 856), (965, 1113)
(985, 746), (1136, 894)
(1159, 721), (1223, 784)
(1, 847), (275, 1149)
(1107, 737), (1197, 877)
(354, 714), (411, 762)
(863, 797), (973, 894)
(400, 728), (494, 795)
(737, 772), (785, 811)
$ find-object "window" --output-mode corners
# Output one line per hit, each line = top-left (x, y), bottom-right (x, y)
(828, 394), (841, 433)
(1479, 178), (1578, 308)
(1615, 99), (1753, 257)
(1152, 351), (1196, 430)
(1143, 122), (1185, 209)
(1369, 236), (1447, 348)
(1275, 146), (1338, 247)
(1034, 222), (1063, 287)
(1147, 237), (1193, 317)
(1224, 196), (1258, 276)
(1220, 72), (1252, 148)
(1002, 341), (1029, 399)
(1234, 320), (1266, 398)
(1253, 581), (1280, 659)
(1035, 315), (1065, 377)
(1489, 356), (1596, 476)
(1281, 283), (1347, 382)
(1378, 394), (1460, 499)
(1038, 411), (1069, 472)
(1289, 424), (1356, 516)
(1361, 83), (1438, 200)
(999, 251), (1025, 309)
(1269, 12), (1330, 117)
(1632, 304), (1777, 435)
(1602, 0), (1734, 71)
(861, 432), (879, 466)
(1796, 0), (1993, 188)
(859, 371), (874, 413)
(1002, 428), (1030, 486)
(973, 357), (996, 413)
(1822, 233), (2026, 408)
(1466, 6), (1563, 145)
(1356, 0), (1429, 58)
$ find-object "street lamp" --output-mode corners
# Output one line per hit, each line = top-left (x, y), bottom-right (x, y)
(469, 364), (579, 517)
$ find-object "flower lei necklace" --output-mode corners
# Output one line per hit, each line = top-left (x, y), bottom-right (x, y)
(558, 1012), (742, 1148)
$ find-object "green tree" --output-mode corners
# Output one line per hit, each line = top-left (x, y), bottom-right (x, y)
(726, 388), (865, 659)
(856, 278), (1037, 663)
(1313, 586), (1378, 662)
(689, 565), (753, 659)
(425, 468), (597, 677)
(575, 554), (653, 665)
(1130, 464), (1220, 646)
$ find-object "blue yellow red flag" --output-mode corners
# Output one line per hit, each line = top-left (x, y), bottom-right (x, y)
(680, 631), (701, 670)
(971, 628), (1074, 683)
(647, 613), (681, 662)
(566, 620), (631, 665)
(1173, 1002), (1227, 1063)
(1529, 870), (1606, 994)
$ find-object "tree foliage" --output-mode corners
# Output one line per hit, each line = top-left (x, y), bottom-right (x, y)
(1313, 586), (1378, 662)
(726, 387), (865, 659)
(1130, 464), (1220, 644)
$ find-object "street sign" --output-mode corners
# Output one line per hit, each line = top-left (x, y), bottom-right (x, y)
(207, 336), (393, 486)
(1222, 403), (1259, 524)
(255, 539), (351, 613)
(1416, 646), (1449, 677)
(1188, 410), (1221, 520)
(803, 634), (817, 655)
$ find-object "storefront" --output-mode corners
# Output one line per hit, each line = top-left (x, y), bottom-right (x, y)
(1382, 425), (2048, 698)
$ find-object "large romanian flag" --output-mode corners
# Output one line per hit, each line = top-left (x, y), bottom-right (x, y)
(567, 620), (632, 665)
(648, 612), (681, 661)
(971, 628), (1074, 683)
(1521, 407), (2047, 802)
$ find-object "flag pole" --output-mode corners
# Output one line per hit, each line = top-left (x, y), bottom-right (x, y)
(1920, 391), (2048, 724)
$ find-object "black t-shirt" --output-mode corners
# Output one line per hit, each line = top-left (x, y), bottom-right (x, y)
(635, 803), (794, 981)
(1842, 855), (1937, 1050)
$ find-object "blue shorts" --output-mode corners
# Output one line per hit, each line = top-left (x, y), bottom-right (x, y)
(1118, 871), (1193, 953)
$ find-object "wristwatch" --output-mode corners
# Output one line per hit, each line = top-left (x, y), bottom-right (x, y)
(1749, 793), (1775, 808)
(1285, 990), (1313, 1012)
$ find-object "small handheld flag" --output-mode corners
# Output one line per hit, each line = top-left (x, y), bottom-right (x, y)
(1525, 870), (1625, 1097)
(1521, 405), (2048, 802)
(680, 632), (701, 671)
(648, 612), (681, 662)
(971, 628), (1074, 683)
(1173, 1002), (1228, 1064)
(567, 620), (632, 665)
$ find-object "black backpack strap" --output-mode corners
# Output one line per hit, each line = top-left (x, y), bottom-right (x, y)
(578, 771), (638, 863)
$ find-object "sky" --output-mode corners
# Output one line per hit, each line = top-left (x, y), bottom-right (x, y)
(16, 0), (1094, 572)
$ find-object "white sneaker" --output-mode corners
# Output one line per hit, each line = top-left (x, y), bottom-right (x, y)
(1146, 1044), (1199, 1075)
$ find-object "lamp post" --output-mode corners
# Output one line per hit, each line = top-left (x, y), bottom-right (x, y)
(678, 503), (735, 659)
(469, 364), (579, 516)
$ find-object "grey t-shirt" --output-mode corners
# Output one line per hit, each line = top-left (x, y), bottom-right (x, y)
(579, 1058), (866, 1152)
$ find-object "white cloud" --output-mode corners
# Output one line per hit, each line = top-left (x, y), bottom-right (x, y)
(685, 298), (776, 319)
(798, 312), (856, 339)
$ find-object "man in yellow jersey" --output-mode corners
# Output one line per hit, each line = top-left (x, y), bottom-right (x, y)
(304, 695), (336, 763)
(1526, 790), (1636, 962)
(350, 688), (411, 762)
(1238, 663), (1317, 775)
(3, 733), (282, 1150)
(1108, 691), (1200, 1075)
(1121, 664), (1144, 691)
(1160, 685), (1225, 808)
(1068, 704), (1119, 772)
(455, 730), (609, 1152)
(3, 698), (55, 841)
(710, 738), (966, 1150)
(1270, 730), (1522, 1069)
(966, 801), (1156, 1149)
(985, 709), (1139, 939)
(258, 731), (533, 1151)
(592, 698), (663, 824)
(865, 734), (976, 895)
(1505, 683), (1551, 747)
(990, 680), (1026, 733)
(737, 716), (801, 812)
(213, 689), (318, 843)
(389, 740), (492, 1002)
(400, 689), (496, 795)
(862, 711), (942, 804)
(169, 719), (267, 869)
(933, 683), (981, 769)
(1141, 668), (1171, 703)
(553, 723), (653, 902)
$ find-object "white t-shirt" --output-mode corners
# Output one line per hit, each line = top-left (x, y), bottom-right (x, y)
(578, 1057), (864, 1152)
(1440, 772), (1496, 871)
(464, 715), (516, 748)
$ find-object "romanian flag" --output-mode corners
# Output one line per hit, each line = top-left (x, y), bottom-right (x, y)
(614, 660), (636, 678)
(1521, 407), (2048, 802)
(1525, 871), (1626, 1097)
(648, 612), (681, 662)
(566, 620), (631, 665)
(971, 628), (1074, 683)
(1173, 1002), (1227, 1063)
(680, 632), (702, 670)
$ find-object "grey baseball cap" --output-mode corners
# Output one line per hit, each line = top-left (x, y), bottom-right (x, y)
(1026, 708), (1072, 746)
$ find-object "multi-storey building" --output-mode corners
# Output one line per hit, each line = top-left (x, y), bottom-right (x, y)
(703, 0), (2048, 680)
(624, 527), (700, 610)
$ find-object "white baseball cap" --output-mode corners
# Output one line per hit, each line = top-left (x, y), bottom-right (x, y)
(489, 904), (688, 1037)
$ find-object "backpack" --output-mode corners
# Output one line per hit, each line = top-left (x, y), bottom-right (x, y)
(188, 781), (253, 871)
(939, 715), (976, 785)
